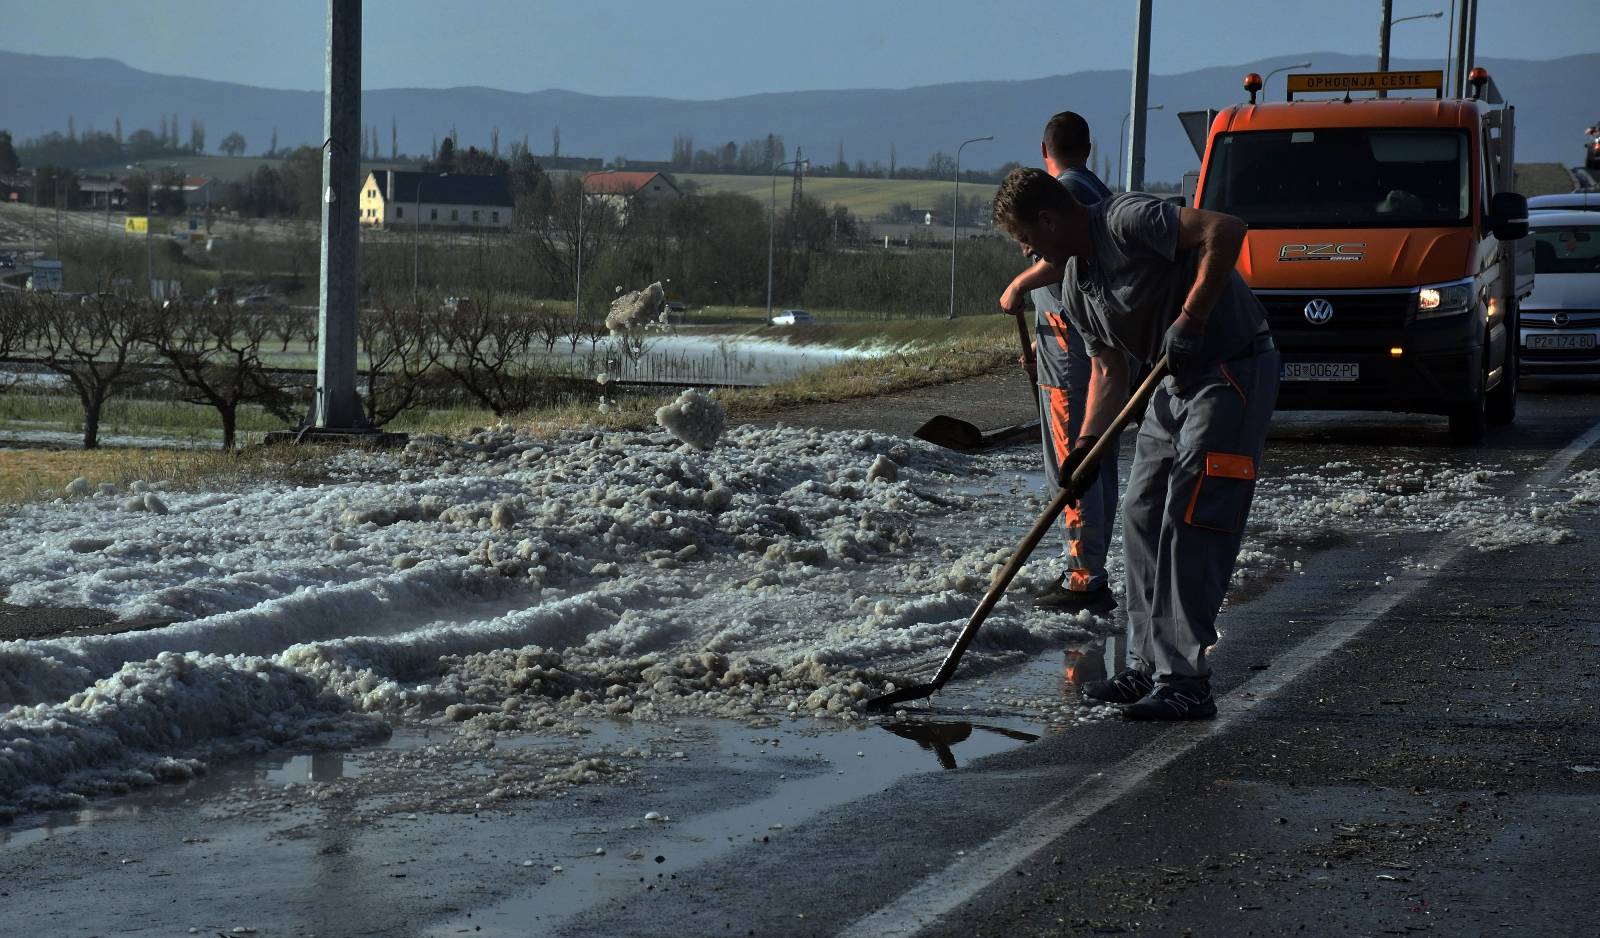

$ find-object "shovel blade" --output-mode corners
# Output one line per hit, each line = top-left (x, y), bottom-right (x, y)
(864, 681), (941, 711)
(914, 416), (1039, 453)
(912, 415), (986, 450)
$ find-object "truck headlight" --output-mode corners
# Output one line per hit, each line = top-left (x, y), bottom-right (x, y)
(1416, 279), (1473, 319)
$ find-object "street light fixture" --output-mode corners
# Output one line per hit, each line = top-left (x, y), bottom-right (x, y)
(767, 157), (807, 323)
(1380, 10), (1442, 96)
(948, 135), (993, 321)
(1262, 61), (1312, 97)
(413, 171), (447, 301)
(1118, 104), (1163, 192)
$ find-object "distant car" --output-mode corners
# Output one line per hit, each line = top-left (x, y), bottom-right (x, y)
(1529, 192), (1600, 213)
(0, 254), (14, 269)
(236, 293), (285, 309)
(771, 308), (814, 326)
(442, 295), (476, 313)
(1519, 210), (1600, 376)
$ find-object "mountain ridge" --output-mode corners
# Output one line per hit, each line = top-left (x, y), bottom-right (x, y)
(1, 48), (1591, 183)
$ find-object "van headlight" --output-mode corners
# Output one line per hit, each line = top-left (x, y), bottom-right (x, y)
(1416, 279), (1474, 319)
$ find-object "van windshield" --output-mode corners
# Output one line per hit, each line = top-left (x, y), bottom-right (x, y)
(1200, 129), (1471, 228)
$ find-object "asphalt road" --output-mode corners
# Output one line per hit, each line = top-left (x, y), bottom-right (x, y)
(559, 382), (1600, 938)
(2, 379), (1597, 938)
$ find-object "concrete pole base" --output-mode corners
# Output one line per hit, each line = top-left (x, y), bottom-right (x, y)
(263, 427), (409, 448)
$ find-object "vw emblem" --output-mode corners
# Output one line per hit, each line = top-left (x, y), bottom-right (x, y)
(1304, 298), (1334, 324)
(1554, 312), (1570, 326)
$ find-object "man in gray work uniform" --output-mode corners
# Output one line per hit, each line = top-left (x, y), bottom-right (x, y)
(991, 167), (1278, 720)
(999, 111), (1118, 611)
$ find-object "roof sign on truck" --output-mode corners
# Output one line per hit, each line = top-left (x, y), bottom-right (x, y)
(1285, 70), (1444, 100)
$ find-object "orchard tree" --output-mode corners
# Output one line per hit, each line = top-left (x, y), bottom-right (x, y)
(34, 295), (157, 449)
(151, 301), (294, 449)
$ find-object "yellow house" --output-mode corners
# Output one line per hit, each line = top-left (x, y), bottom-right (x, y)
(359, 170), (515, 230)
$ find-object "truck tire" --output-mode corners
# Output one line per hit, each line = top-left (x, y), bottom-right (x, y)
(1487, 313), (1518, 426)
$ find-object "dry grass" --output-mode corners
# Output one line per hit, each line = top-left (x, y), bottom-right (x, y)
(0, 445), (333, 505)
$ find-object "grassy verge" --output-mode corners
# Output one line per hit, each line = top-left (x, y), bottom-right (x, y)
(0, 445), (336, 505)
(0, 317), (1015, 503)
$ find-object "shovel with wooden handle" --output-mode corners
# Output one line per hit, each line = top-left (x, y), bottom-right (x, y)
(910, 314), (1041, 451)
(866, 356), (1168, 712)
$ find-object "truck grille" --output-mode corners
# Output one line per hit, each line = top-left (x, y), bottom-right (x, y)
(1254, 291), (1417, 336)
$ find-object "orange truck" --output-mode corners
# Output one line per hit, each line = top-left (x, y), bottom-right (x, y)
(1193, 67), (1532, 443)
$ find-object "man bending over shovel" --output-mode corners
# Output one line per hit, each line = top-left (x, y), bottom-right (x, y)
(991, 168), (1278, 720)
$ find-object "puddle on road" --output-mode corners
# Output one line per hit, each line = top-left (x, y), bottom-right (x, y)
(423, 711), (1042, 937)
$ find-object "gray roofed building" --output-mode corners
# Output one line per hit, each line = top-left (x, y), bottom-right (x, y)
(359, 170), (515, 230)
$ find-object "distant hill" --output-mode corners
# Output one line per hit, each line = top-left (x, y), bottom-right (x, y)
(0, 49), (1593, 184)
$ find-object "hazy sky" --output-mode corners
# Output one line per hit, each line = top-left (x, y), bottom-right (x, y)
(8, 0), (1596, 98)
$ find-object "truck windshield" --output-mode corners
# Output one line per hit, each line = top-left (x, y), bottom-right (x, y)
(1532, 226), (1600, 273)
(1201, 129), (1471, 228)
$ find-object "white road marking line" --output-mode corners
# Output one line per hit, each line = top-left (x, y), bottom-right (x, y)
(838, 417), (1600, 938)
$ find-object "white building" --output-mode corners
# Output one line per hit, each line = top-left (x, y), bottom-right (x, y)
(359, 170), (516, 230)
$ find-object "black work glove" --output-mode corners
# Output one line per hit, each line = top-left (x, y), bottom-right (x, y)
(1161, 310), (1206, 386)
(1058, 435), (1099, 487)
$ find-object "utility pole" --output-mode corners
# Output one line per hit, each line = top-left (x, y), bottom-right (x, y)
(311, 0), (363, 430)
(1125, 0), (1154, 194)
(1378, 0), (1393, 97)
(1451, 0), (1471, 95)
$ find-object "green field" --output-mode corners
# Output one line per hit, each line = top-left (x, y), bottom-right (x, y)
(674, 174), (997, 220)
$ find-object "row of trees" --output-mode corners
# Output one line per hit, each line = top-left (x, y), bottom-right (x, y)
(0, 292), (627, 450)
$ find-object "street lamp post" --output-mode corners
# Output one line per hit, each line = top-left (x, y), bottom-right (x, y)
(1380, 9), (1443, 96)
(766, 157), (807, 323)
(1118, 104), (1164, 192)
(413, 172), (446, 301)
(1262, 61), (1312, 97)
(948, 135), (992, 321)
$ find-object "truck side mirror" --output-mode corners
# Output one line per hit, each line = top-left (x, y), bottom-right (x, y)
(1489, 192), (1528, 241)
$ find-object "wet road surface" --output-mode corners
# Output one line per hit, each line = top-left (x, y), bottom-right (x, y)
(2, 382), (1598, 937)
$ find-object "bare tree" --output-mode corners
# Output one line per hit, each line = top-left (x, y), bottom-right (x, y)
(34, 295), (157, 449)
(429, 291), (541, 416)
(359, 300), (435, 426)
(0, 292), (33, 393)
(528, 176), (624, 302)
(530, 303), (564, 353)
(152, 301), (296, 450)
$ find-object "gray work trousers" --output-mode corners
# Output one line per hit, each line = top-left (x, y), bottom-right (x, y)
(1122, 345), (1279, 684)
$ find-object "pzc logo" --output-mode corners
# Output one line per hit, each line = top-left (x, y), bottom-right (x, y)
(1278, 243), (1366, 262)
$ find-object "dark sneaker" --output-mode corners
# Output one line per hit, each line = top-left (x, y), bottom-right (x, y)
(1080, 667), (1153, 705)
(1035, 582), (1117, 613)
(1122, 683), (1217, 721)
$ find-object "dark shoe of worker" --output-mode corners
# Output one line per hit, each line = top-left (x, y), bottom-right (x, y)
(1035, 582), (1117, 613)
(1080, 667), (1153, 705)
(1122, 682), (1217, 721)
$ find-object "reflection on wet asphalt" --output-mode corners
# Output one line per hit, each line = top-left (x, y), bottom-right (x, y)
(878, 720), (1040, 770)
